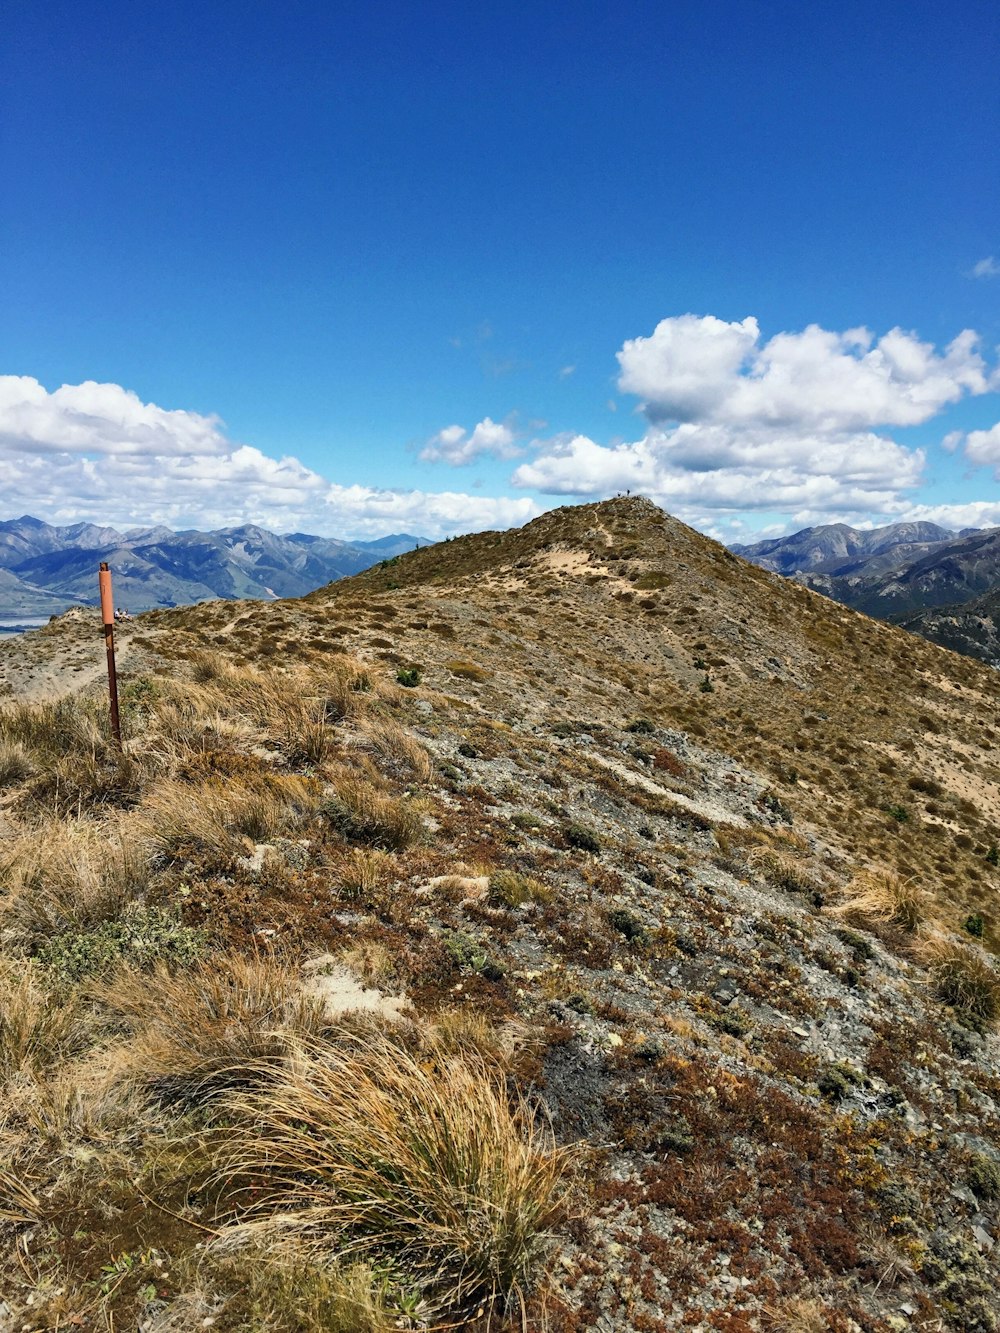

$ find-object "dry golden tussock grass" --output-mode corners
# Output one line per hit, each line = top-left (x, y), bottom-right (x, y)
(336, 939), (397, 986)
(914, 933), (1000, 1029)
(0, 961), (80, 1076)
(214, 1030), (576, 1326)
(360, 714), (432, 780)
(761, 1297), (829, 1333)
(158, 1249), (394, 1333)
(141, 772), (323, 865)
(0, 1167), (42, 1224)
(745, 845), (817, 895)
(333, 846), (396, 899)
(323, 773), (425, 851)
(830, 867), (932, 934)
(98, 954), (327, 1105)
(0, 738), (33, 786)
(0, 818), (149, 945)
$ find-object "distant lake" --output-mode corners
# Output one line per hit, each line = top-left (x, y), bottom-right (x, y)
(0, 618), (51, 636)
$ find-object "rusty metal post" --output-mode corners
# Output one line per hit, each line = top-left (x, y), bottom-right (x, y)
(98, 562), (122, 747)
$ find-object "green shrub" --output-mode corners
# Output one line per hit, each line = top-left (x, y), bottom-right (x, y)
(625, 718), (655, 735)
(489, 870), (550, 909)
(511, 811), (544, 832)
(881, 803), (910, 823)
(817, 1063), (863, 1101)
(607, 908), (647, 945)
(39, 905), (204, 987)
(442, 931), (505, 981)
(396, 667), (422, 688)
(968, 1153), (1000, 1201)
(563, 823), (600, 854)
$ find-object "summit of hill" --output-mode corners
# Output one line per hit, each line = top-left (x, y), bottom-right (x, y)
(1, 496), (999, 1333)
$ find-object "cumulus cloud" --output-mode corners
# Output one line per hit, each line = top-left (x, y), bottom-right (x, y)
(972, 256), (1000, 278)
(512, 427), (923, 516)
(0, 376), (538, 539)
(891, 499), (1000, 531)
(616, 316), (990, 429)
(958, 422), (1000, 472)
(512, 314), (999, 522)
(0, 376), (227, 457)
(939, 421), (1000, 477)
(420, 416), (520, 464)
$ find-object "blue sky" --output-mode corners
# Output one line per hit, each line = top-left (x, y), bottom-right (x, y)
(1, 0), (998, 539)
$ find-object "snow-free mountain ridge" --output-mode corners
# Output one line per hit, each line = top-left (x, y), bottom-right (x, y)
(0, 516), (425, 616)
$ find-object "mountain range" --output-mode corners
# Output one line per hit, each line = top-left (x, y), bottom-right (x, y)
(734, 520), (1000, 665)
(0, 515), (423, 618)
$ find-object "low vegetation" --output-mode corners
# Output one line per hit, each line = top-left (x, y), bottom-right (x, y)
(2, 496), (1000, 1332)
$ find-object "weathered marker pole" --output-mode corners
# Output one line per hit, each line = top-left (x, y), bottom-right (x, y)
(98, 561), (122, 747)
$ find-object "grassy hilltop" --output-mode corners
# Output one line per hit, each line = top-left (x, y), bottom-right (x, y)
(1, 496), (999, 1332)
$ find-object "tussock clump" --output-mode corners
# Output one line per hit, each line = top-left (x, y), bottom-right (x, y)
(916, 935), (1000, 1030)
(489, 868), (551, 908)
(0, 695), (149, 808)
(444, 658), (491, 682)
(831, 867), (931, 934)
(0, 739), (33, 787)
(322, 776), (424, 851)
(321, 661), (373, 722)
(0, 961), (80, 1076)
(0, 819), (149, 946)
(360, 716), (432, 780)
(333, 846), (396, 900)
(142, 773), (322, 866)
(184, 1249), (393, 1333)
(189, 648), (236, 684)
(746, 845), (817, 894)
(99, 954), (326, 1105)
(215, 1031), (575, 1325)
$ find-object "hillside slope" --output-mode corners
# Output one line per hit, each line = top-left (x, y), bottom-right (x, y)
(901, 585), (1000, 667)
(1, 497), (999, 1333)
(736, 521), (1000, 665)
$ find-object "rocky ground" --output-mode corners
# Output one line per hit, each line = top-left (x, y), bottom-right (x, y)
(1, 497), (998, 1332)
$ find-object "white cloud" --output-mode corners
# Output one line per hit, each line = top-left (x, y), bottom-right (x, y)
(558, 365), (576, 379)
(616, 316), (990, 429)
(0, 376), (539, 540)
(617, 315), (759, 422)
(319, 485), (538, 538)
(939, 421), (1000, 477)
(0, 375), (227, 457)
(972, 256), (1000, 278)
(512, 314), (1000, 524)
(512, 426), (923, 516)
(420, 416), (521, 465)
(959, 422), (1000, 472)
(890, 499), (1000, 531)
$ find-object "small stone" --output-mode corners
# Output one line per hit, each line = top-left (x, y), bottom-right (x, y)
(972, 1223), (995, 1252)
(950, 1185), (977, 1207)
(713, 980), (739, 1006)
